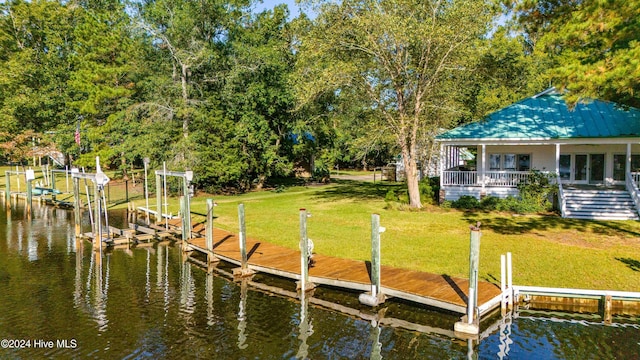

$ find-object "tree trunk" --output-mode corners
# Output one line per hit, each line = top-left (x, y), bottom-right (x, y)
(402, 146), (422, 209)
(181, 63), (189, 138)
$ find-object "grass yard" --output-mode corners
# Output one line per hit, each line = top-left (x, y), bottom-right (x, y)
(3, 166), (640, 292)
(183, 180), (640, 292)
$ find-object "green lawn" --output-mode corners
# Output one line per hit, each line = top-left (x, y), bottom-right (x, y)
(183, 180), (640, 292)
(3, 166), (640, 292)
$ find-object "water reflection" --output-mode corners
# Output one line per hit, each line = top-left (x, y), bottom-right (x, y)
(86, 252), (109, 332)
(237, 279), (248, 350)
(206, 269), (216, 327)
(369, 320), (382, 360)
(1, 202), (639, 359)
(497, 311), (514, 359)
(27, 227), (37, 261)
(296, 289), (314, 359)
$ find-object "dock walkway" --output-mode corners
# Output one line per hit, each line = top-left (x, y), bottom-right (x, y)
(185, 226), (502, 316)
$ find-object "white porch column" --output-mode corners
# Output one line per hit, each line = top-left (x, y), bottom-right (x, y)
(480, 144), (486, 191)
(439, 143), (445, 188)
(626, 143), (631, 178)
(555, 143), (560, 175)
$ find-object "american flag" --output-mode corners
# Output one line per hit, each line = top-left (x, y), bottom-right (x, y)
(75, 123), (81, 145)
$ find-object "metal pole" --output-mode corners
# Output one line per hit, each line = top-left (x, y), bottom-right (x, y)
(180, 195), (186, 248)
(16, 166), (20, 193)
(467, 223), (481, 324)
(125, 179), (129, 203)
(94, 182), (100, 251)
(155, 173), (162, 225)
(239, 204), (247, 269)
(65, 166), (69, 193)
(26, 179), (33, 216)
(5, 171), (10, 204)
(206, 199), (214, 258)
(144, 159), (149, 224)
(163, 162), (168, 230)
(371, 214), (381, 297)
(51, 171), (57, 201)
(183, 176), (191, 241)
(299, 209), (310, 291)
(73, 178), (81, 237)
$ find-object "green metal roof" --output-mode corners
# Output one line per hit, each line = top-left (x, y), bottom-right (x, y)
(437, 90), (640, 141)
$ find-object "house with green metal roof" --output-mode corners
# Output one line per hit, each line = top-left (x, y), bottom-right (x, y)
(435, 88), (640, 220)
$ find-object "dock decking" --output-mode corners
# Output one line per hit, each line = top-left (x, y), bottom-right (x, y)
(185, 227), (502, 315)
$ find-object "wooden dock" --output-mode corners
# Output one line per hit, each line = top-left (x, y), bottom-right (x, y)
(184, 227), (502, 316)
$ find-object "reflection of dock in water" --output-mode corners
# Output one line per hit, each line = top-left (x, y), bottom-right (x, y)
(187, 256), (471, 341)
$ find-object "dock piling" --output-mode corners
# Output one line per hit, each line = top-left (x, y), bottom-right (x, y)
(297, 209), (315, 292)
(455, 222), (481, 335)
(233, 203), (255, 277)
(359, 213), (386, 307)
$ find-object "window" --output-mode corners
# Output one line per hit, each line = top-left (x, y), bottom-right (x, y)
(489, 153), (530, 171)
(503, 154), (516, 170)
(559, 154), (571, 180)
(517, 154), (531, 171)
(613, 154), (640, 181)
(489, 154), (501, 170)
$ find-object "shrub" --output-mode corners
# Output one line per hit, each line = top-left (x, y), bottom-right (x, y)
(452, 195), (480, 209)
(385, 189), (398, 202)
(479, 195), (501, 210)
(516, 170), (557, 212)
(419, 178), (437, 205)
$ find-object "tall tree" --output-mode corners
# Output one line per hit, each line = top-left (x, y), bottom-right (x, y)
(507, 0), (640, 107)
(219, 5), (297, 188)
(294, 0), (492, 208)
(0, 0), (76, 133)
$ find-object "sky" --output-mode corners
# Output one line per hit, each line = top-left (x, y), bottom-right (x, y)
(252, 0), (311, 19)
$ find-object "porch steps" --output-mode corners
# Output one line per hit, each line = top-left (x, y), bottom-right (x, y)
(563, 188), (639, 220)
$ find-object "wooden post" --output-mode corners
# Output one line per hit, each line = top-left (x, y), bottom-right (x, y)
(93, 181), (100, 251)
(359, 214), (386, 306)
(501, 254), (506, 314)
(51, 171), (57, 201)
(297, 209), (315, 291)
(371, 214), (381, 295)
(603, 295), (613, 324)
(180, 195), (187, 249)
(26, 179), (33, 216)
(507, 252), (513, 309)
(455, 222), (481, 335)
(4, 171), (10, 205)
(205, 199), (218, 263)
(467, 223), (481, 322)
(233, 203), (254, 277)
(155, 173), (162, 225)
(239, 204), (246, 267)
(73, 178), (81, 237)
(206, 199), (214, 251)
(182, 176), (191, 241)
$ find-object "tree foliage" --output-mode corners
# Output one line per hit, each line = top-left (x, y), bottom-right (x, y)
(1, 0), (635, 194)
(507, 0), (640, 107)
(294, 0), (492, 208)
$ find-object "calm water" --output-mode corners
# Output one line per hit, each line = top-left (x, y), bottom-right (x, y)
(0, 202), (639, 359)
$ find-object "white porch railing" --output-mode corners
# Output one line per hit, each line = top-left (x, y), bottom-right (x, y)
(442, 171), (531, 187)
(557, 176), (566, 218)
(626, 171), (640, 218)
(442, 171), (477, 186)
